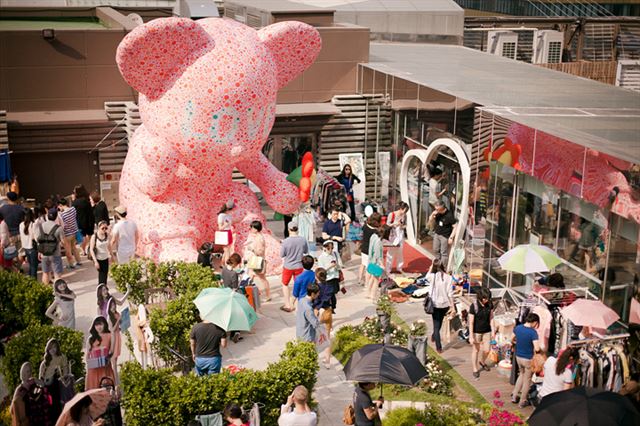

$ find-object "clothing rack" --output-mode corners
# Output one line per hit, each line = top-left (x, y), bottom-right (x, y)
(532, 287), (598, 305)
(568, 333), (630, 346)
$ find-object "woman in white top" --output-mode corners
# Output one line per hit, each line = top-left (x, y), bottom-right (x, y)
(245, 220), (270, 301)
(19, 208), (38, 278)
(427, 259), (455, 353)
(45, 279), (76, 329)
(90, 220), (111, 284)
(366, 225), (386, 300)
(539, 348), (577, 401)
(217, 200), (235, 265)
(386, 202), (409, 273)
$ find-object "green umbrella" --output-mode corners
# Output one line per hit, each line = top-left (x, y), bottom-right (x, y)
(497, 244), (562, 275)
(193, 287), (258, 331)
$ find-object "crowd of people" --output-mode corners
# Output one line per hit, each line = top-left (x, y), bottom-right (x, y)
(7, 163), (611, 426)
(2, 184), (141, 426)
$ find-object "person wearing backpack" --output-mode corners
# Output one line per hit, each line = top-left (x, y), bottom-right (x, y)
(35, 208), (64, 285)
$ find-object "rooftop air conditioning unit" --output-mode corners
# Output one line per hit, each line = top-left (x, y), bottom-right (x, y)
(487, 31), (518, 60)
(533, 30), (564, 64)
(174, 0), (220, 19)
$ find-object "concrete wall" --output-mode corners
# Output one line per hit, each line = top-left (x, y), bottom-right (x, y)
(335, 10), (464, 41)
(277, 24), (370, 103)
(0, 28), (136, 112)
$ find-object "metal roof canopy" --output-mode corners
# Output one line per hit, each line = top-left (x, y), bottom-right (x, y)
(364, 43), (640, 164)
(289, 0), (462, 13)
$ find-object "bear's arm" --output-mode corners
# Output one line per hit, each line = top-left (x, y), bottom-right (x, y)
(127, 125), (179, 200)
(237, 153), (299, 214)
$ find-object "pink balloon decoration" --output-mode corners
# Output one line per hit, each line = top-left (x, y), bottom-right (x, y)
(115, 17), (322, 273)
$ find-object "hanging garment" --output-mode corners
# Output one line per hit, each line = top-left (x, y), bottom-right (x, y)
(249, 403), (261, 426)
(195, 412), (223, 426)
(532, 305), (552, 352)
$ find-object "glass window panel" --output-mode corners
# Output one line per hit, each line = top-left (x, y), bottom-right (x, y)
(484, 162), (515, 286)
(604, 214), (640, 321)
(514, 173), (559, 249)
(557, 193), (609, 274)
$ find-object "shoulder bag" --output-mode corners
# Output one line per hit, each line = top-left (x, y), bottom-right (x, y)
(423, 273), (439, 315)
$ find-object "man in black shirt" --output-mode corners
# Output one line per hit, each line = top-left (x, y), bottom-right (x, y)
(469, 287), (495, 379)
(189, 319), (227, 376)
(429, 200), (457, 268)
(0, 191), (24, 238)
(354, 382), (383, 426)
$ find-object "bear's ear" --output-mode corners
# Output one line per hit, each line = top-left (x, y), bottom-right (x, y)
(258, 21), (322, 89)
(116, 18), (215, 100)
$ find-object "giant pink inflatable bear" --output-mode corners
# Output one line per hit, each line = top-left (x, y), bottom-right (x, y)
(115, 17), (322, 270)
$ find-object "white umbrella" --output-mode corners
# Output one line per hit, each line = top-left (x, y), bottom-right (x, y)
(498, 244), (562, 275)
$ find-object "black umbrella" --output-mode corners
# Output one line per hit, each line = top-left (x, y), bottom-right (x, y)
(528, 387), (640, 426)
(343, 344), (428, 386)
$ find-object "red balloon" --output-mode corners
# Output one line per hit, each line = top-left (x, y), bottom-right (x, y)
(300, 190), (310, 202)
(302, 152), (313, 164)
(302, 161), (314, 178)
(299, 176), (311, 193)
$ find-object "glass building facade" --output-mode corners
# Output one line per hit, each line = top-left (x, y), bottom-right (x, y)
(358, 64), (640, 322)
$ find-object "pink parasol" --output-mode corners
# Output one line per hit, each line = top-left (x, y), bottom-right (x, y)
(630, 298), (640, 325)
(561, 299), (620, 329)
(55, 388), (110, 426)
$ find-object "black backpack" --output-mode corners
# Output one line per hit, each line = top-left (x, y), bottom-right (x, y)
(37, 223), (59, 256)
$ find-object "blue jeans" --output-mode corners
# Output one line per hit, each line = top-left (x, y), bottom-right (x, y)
(24, 248), (38, 278)
(194, 356), (222, 376)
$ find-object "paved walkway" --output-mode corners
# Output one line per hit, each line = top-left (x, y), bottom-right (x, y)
(25, 208), (530, 424)
(394, 300), (534, 418)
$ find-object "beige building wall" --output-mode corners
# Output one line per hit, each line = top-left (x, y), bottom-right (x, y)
(277, 24), (370, 104)
(0, 29), (136, 112)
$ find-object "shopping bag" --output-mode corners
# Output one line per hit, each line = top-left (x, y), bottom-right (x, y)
(246, 255), (265, 271)
(367, 263), (384, 278)
(214, 230), (231, 246)
(340, 242), (352, 263)
(87, 348), (109, 369)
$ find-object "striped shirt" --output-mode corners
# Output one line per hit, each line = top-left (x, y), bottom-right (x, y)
(59, 207), (78, 237)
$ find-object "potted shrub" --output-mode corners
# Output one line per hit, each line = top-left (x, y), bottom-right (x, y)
(408, 320), (428, 366)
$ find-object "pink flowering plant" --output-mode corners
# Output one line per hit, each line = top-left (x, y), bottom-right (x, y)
(484, 390), (526, 426)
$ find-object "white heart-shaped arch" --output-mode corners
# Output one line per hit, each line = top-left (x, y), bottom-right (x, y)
(399, 138), (471, 272)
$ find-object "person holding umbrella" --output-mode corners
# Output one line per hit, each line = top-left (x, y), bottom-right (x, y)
(343, 344), (427, 424)
(354, 382), (383, 426)
(189, 316), (227, 376)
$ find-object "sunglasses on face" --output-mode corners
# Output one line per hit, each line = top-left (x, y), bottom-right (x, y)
(100, 227), (108, 230)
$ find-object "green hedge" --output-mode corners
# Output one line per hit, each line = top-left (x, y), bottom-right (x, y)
(111, 259), (220, 306)
(149, 289), (201, 364)
(0, 270), (53, 337)
(120, 341), (319, 425)
(332, 320), (453, 397)
(383, 406), (484, 426)
(331, 325), (375, 364)
(1, 324), (85, 392)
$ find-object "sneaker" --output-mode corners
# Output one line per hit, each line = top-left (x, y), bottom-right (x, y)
(67, 264), (76, 270)
(75, 262), (81, 267)
(472, 371), (480, 379)
(518, 401), (531, 408)
(511, 396), (520, 404)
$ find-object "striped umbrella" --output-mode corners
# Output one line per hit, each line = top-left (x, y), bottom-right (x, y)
(498, 244), (562, 275)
